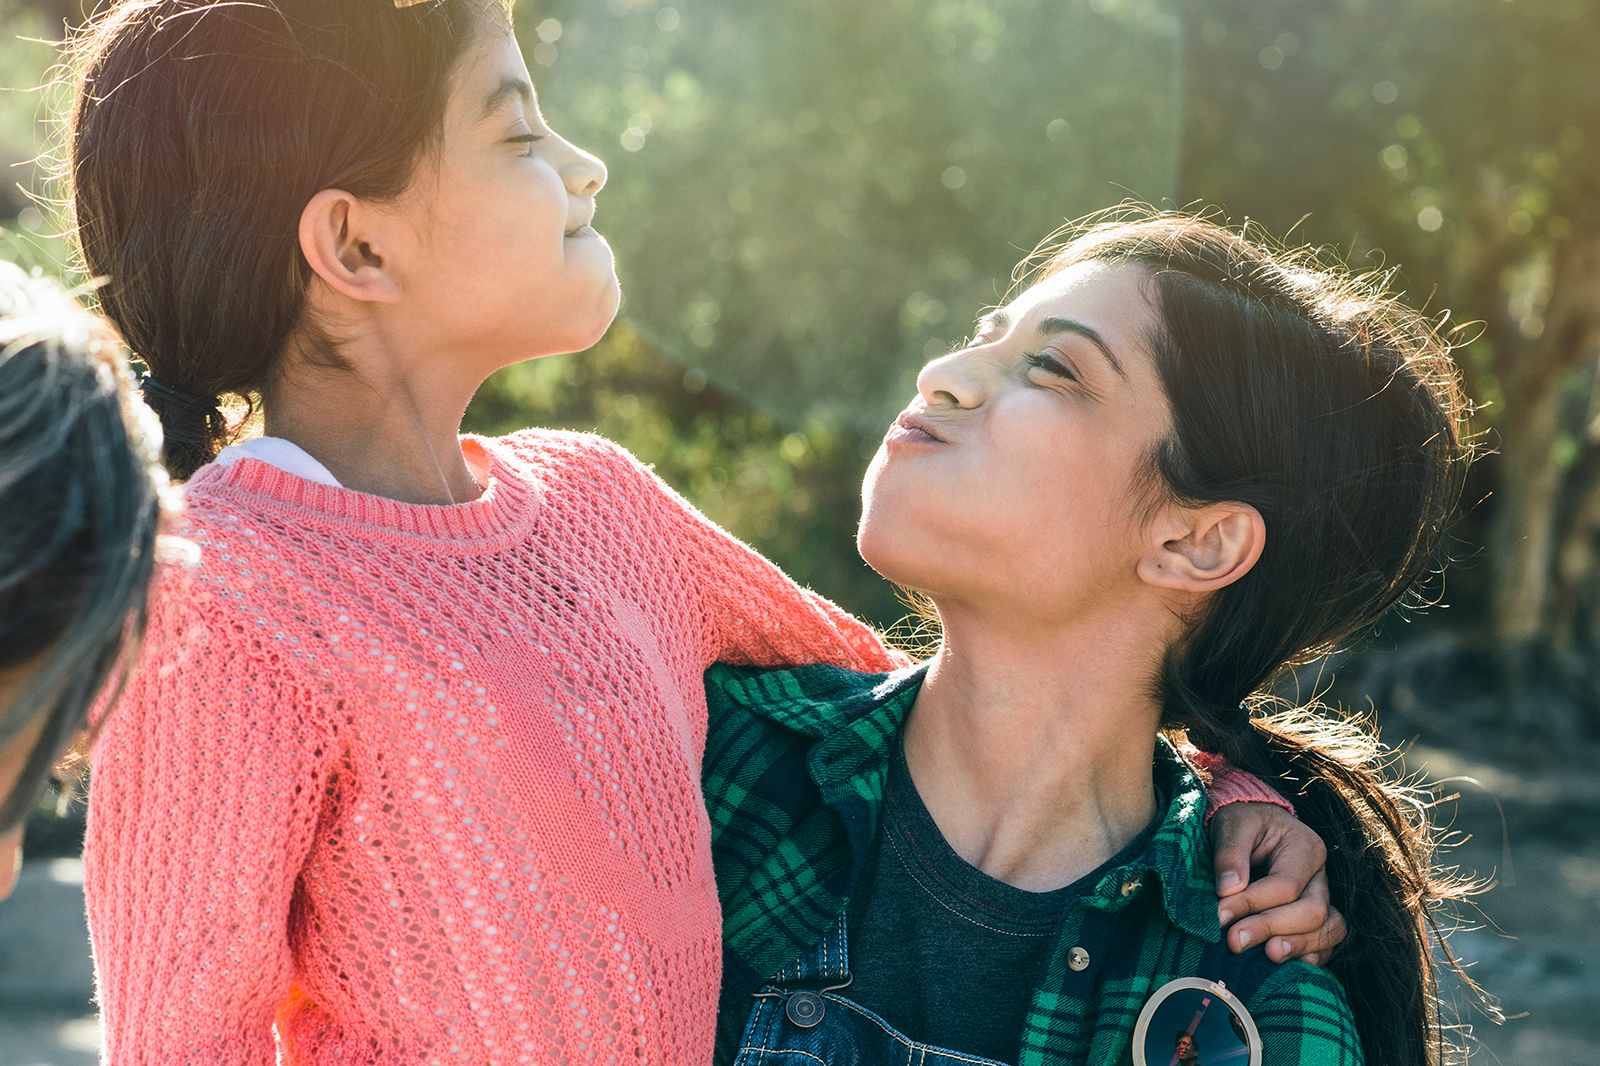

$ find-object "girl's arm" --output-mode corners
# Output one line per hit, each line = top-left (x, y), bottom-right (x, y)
(590, 436), (906, 673)
(85, 578), (334, 1065)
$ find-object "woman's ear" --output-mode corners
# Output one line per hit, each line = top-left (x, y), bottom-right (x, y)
(297, 189), (403, 304)
(1138, 501), (1265, 593)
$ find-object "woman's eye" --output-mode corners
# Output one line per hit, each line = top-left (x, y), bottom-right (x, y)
(1024, 350), (1077, 381)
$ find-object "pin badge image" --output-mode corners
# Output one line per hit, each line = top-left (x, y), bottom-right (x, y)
(1132, 977), (1261, 1066)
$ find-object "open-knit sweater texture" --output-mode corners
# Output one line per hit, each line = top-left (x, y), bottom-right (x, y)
(83, 428), (1279, 1066)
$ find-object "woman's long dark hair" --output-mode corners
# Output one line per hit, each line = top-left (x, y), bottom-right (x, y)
(0, 261), (165, 832)
(1039, 210), (1480, 1066)
(66, 0), (508, 479)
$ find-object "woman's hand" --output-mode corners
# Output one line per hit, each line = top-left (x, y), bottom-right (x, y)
(1210, 801), (1347, 966)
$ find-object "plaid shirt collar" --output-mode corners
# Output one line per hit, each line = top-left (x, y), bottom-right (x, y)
(706, 662), (1221, 982)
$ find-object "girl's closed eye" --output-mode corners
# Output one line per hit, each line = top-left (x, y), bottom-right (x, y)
(507, 132), (545, 156)
(1024, 349), (1077, 382)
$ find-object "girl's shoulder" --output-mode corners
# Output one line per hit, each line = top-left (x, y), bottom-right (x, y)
(493, 427), (656, 487)
(492, 428), (690, 517)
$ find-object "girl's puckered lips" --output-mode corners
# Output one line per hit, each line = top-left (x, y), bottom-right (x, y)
(884, 410), (948, 446)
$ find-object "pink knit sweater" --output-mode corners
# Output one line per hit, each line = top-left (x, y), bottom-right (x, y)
(84, 429), (1282, 1066)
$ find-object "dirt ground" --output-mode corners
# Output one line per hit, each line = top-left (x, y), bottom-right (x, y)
(1, 746), (1595, 1065)
(1405, 745), (1600, 1065)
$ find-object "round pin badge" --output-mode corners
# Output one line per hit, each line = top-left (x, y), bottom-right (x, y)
(1131, 977), (1262, 1066)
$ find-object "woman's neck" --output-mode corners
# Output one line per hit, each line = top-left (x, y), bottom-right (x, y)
(262, 354), (486, 506)
(902, 607), (1166, 893)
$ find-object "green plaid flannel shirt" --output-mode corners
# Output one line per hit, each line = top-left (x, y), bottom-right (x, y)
(704, 661), (1364, 1066)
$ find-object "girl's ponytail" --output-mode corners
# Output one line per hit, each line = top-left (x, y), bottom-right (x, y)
(135, 376), (228, 480)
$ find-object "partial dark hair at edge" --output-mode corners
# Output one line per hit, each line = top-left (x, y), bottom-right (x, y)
(0, 262), (164, 833)
(1036, 209), (1480, 1066)
(67, 0), (511, 479)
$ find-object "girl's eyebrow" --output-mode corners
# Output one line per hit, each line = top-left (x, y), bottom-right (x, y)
(1036, 316), (1127, 380)
(481, 77), (534, 120)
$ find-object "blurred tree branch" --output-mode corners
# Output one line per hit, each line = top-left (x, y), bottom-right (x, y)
(1178, 0), (1600, 735)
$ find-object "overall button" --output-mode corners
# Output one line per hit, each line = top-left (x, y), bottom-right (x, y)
(786, 990), (826, 1027)
(1068, 946), (1091, 971)
(1121, 875), (1143, 897)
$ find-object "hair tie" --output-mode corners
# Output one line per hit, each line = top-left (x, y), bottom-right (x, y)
(139, 373), (220, 448)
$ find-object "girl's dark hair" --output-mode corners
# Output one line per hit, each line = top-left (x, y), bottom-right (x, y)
(0, 261), (166, 832)
(66, 0), (509, 479)
(1037, 209), (1478, 1066)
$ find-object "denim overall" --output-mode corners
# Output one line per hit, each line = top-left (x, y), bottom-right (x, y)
(728, 915), (1013, 1066)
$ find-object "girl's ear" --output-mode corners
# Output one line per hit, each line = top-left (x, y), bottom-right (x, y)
(1137, 501), (1265, 593)
(297, 189), (403, 304)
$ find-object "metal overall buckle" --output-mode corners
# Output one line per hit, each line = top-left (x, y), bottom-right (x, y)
(752, 974), (855, 1028)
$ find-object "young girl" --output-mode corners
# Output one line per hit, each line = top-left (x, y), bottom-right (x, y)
(68, 3), (1338, 1063)
(704, 213), (1472, 1065)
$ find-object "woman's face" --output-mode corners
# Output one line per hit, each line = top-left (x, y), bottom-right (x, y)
(858, 260), (1173, 623)
(380, 24), (619, 369)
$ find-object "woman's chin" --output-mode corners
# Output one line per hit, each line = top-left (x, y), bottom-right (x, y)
(857, 517), (946, 596)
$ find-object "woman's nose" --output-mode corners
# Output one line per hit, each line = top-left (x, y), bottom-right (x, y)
(916, 348), (989, 410)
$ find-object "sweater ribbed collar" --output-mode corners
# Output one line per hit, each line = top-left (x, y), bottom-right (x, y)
(182, 434), (541, 554)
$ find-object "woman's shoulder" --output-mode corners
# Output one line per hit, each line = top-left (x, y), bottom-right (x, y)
(1245, 959), (1364, 1065)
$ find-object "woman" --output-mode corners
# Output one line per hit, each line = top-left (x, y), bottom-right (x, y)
(0, 260), (166, 900)
(66, 3), (1338, 1062)
(706, 213), (1471, 1065)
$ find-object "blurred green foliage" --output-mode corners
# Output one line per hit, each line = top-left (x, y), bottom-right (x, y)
(5, 0), (1600, 743)
(517, 0), (1183, 428)
(467, 0), (1194, 627)
(1174, 0), (1600, 741)
(0, 0), (75, 278)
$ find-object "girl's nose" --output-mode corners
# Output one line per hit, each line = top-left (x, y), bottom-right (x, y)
(560, 140), (607, 198)
(916, 347), (989, 410)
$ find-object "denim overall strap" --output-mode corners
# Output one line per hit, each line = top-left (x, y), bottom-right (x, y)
(769, 914), (851, 985)
(731, 914), (1013, 1066)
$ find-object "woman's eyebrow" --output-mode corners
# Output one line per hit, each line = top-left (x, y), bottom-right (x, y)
(975, 310), (1009, 337)
(1037, 316), (1127, 380)
(481, 77), (534, 121)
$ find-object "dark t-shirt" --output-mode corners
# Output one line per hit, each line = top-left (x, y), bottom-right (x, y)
(845, 740), (1162, 1063)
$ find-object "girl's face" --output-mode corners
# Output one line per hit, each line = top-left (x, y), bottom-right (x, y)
(858, 260), (1174, 624)
(382, 25), (619, 367)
